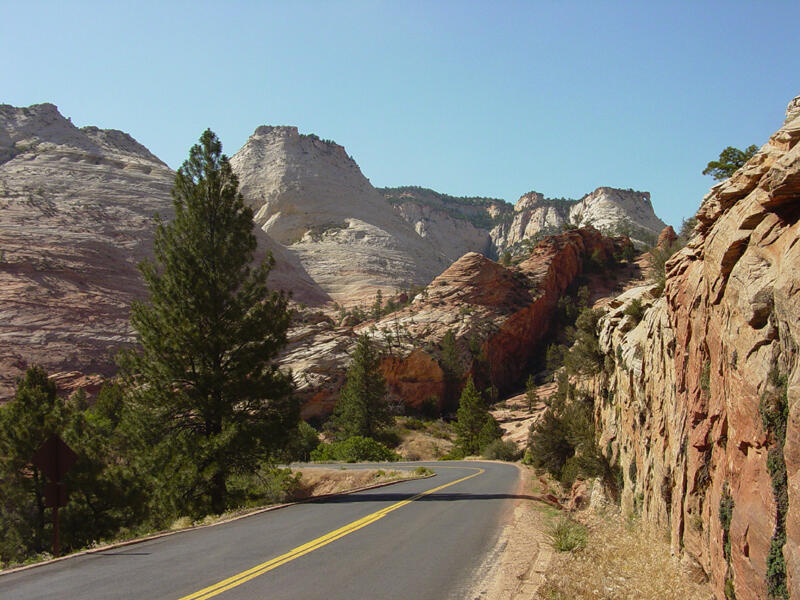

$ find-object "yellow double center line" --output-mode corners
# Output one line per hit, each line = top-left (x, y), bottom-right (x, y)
(178, 467), (484, 600)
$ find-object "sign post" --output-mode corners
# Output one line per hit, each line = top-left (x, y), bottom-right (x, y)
(31, 435), (77, 557)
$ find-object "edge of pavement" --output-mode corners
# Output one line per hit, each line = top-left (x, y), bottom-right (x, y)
(0, 466), (438, 578)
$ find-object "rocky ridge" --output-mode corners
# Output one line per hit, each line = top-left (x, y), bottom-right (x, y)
(584, 95), (800, 599)
(492, 187), (665, 251)
(380, 186), (507, 261)
(287, 227), (631, 419)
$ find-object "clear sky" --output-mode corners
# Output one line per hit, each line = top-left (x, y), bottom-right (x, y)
(2, 1), (798, 228)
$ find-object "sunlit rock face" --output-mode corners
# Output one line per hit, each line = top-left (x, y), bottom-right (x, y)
(491, 187), (666, 251)
(230, 126), (451, 307)
(0, 105), (327, 400)
(585, 94), (800, 600)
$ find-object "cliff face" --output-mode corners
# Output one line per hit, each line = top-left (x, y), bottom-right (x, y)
(0, 105), (328, 401)
(230, 128), (452, 306)
(492, 187), (665, 251)
(490, 191), (574, 250)
(588, 96), (800, 600)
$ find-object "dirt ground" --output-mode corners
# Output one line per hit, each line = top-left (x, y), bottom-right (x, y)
(469, 466), (713, 600)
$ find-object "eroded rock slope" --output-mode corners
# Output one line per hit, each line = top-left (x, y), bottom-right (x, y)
(287, 227), (630, 419)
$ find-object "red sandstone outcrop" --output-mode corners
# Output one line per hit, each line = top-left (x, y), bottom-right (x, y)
(656, 224), (678, 249)
(586, 94), (800, 600)
(284, 227), (630, 416)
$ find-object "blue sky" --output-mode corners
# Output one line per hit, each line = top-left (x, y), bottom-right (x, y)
(2, 1), (798, 228)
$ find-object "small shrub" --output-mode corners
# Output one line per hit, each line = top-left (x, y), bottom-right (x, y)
(623, 297), (645, 325)
(548, 517), (588, 552)
(413, 466), (433, 476)
(719, 483), (735, 562)
(482, 439), (521, 461)
(310, 436), (400, 463)
(278, 420), (320, 462)
(404, 417), (425, 430)
(690, 513), (704, 532)
(438, 448), (465, 461)
(170, 516), (193, 530)
(725, 576), (737, 600)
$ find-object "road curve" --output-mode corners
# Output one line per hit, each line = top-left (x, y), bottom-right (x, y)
(0, 461), (519, 600)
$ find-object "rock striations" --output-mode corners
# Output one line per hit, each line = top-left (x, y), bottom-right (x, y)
(229, 127), (451, 305)
(585, 94), (800, 600)
(0, 103), (174, 398)
(0, 105), (327, 399)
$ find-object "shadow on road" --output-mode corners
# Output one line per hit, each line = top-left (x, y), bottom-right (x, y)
(311, 492), (537, 504)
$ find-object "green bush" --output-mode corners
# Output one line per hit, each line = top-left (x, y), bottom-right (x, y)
(277, 421), (320, 463)
(404, 418), (425, 431)
(548, 517), (588, 552)
(310, 436), (400, 463)
(227, 466), (302, 506)
(482, 439), (521, 461)
(438, 448), (465, 461)
(623, 298), (645, 325)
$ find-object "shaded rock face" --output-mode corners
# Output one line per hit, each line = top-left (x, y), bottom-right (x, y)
(491, 187), (666, 250)
(587, 95), (800, 600)
(656, 225), (678, 249)
(0, 105), (328, 400)
(230, 127), (451, 306)
(284, 228), (629, 417)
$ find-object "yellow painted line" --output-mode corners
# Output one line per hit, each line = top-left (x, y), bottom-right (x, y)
(178, 467), (484, 600)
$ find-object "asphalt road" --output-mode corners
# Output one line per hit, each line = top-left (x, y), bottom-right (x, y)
(0, 461), (520, 600)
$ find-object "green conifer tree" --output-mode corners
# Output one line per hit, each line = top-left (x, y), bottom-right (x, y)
(454, 377), (501, 455)
(120, 130), (298, 516)
(525, 375), (539, 413)
(332, 334), (391, 440)
(0, 366), (65, 560)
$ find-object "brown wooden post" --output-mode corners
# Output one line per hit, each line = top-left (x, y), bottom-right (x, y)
(53, 505), (60, 557)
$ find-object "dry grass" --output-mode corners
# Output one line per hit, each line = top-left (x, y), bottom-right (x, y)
(294, 467), (417, 497)
(539, 510), (712, 600)
(394, 420), (455, 460)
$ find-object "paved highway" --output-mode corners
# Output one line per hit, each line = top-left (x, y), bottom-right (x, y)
(0, 461), (519, 600)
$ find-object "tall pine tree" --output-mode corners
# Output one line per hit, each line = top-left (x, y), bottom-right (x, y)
(454, 377), (501, 455)
(120, 130), (298, 517)
(332, 334), (391, 440)
(0, 367), (66, 560)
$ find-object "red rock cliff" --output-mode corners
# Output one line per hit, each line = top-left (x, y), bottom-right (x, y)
(588, 95), (800, 600)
